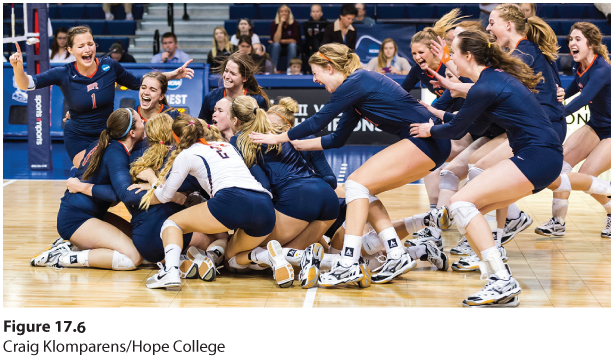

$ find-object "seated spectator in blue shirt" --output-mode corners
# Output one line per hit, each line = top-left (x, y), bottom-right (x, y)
(354, 3), (375, 25)
(151, 32), (191, 64)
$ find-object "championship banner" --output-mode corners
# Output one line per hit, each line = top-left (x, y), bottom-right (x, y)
(353, 24), (417, 66)
(26, 3), (52, 170)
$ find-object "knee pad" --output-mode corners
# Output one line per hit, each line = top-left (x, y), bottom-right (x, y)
(344, 180), (371, 204)
(467, 166), (484, 182)
(368, 195), (380, 204)
(112, 251), (136, 271)
(160, 219), (182, 238)
(449, 201), (480, 235)
(561, 161), (572, 174)
(603, 200), (611, 209)
(553, 174), (571, 193)
(439, 170), (460, 191)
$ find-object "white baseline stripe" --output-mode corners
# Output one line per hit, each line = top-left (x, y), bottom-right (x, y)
(303, 287), (318, 308)
(3, 180), (17, 187)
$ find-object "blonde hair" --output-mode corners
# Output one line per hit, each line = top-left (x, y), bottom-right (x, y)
(455, 20), (485, 33)
(130, 113), (174, 183)
(229, 95), (281, 168)
(212, 26), (233, 58)
(268, 97), (299, 129)
(412, 8), (466, 46)
(275, 4), (295, 25)
(568, 22), (611, 64)
(139, 115), (222, 209)
(308, 43), (362, 78)
(493, 4), (559, 62)
(377, 38), (398, 69)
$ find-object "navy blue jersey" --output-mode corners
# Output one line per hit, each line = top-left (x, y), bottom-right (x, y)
(401, 61), (447, 97)
(198, 87), (268, 123)
(32, 57), (141, 136)
(432, 89), (464, 112)
(136, 104), (180, 122)
(430, 68), (562, 154)
(513, 39), (565, 123)
(565, 55), (611, 128)
(287, 69), (435, 149)
(299, 136), (337, 189)
(230, 133), (316, 196)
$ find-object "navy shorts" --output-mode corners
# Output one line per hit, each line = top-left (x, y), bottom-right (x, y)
(132, 203), (192, 263)
(400, 126), (451, 171)
(56, 203), (100, 240)
(64, 123), (101, 161)
(587, 119), (611, 141)
(275, 178), (339, 222)
(510, 146), (563, 194)
(324, 198), (347, 238)
(208, 187), (275, 237)
(470, 123), (507, 141)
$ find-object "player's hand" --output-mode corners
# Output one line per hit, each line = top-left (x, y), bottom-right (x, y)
(169, 59), (194, 80)
(409, 119), (434, 138)
(430, 36), (449, 63)
(127, 183), (151, 194)
(63, 111), (71, 123)
(428, 67), (453, 90)
(66, 177), (84, 193)
(136, 168), (158, 184)
(556, 84), (565, 102)
(9, 43), (24, 70)
(249, 131), (281, 144)
(172, 192), (187, 206)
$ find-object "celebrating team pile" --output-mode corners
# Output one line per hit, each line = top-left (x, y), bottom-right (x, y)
(12, 4), (610, 307)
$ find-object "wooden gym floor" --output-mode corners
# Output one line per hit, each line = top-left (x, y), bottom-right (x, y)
(3, 180), (610, 308)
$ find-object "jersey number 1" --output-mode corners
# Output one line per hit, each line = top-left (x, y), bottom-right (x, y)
(91, 94), (97, 109)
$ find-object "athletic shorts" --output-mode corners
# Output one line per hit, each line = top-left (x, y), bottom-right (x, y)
(274, 178), (339, 222)
(470, 123), (507, 141)
(587, 119), (611, 141)
(510, 146), (563, 194)
(131, 203), (193, 263)
(550, 119), (568, 145)
(208, 187), (275, 237)
(324, 198), (347, 239)
(63, 125), (101, 161)
(56, 203), (101, 240)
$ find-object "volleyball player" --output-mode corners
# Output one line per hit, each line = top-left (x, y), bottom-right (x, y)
(535, 22), (612, 238)
(141, 116), (277, 291)
(211, 97), (235, 141)
(136, 72), (181, 122)
(250, 43), (452, 287)
(198, 53), (269, 123)
(9, 26), (194, 167)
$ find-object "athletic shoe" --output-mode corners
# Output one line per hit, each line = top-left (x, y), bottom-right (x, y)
(502, 211), (533, 244)
(146, 263), (181, 291)
(450, 236), (474, 256)
(412, 227), (427, 238)
(299, 243), (323, 289)
(405, 227), (443, 251)
(424, 206), (451, 230)
(452, 247), (508, 272)
(179, 247), (217, 281)
(371, 251), (416, 284)
(356, 257), (372, 288)
(422, 240), (449, 271)
(462, 270), (521, 307)
(318, 256), (364, 287)
(535, 217), (566, 237)
(207, 246), (225, 268)
(267, 240), (294, 288)
(31, 242), (71, 267)
(601, 215), (611, 239)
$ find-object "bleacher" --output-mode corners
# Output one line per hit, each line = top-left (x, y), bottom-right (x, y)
(3, 3), (143, 61)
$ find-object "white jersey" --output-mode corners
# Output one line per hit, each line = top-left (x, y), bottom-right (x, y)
(154, 141), (271, 203)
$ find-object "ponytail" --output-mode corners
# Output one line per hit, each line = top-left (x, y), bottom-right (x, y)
(83, 108), (135, 181)
(130, 113), (174, 183)
(412, 8), (466, 46)
(268, 97), (299, 129)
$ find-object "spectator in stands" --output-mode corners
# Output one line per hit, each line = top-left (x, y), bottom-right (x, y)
(269, 4), (300, 73)
(152, 32), (191, 64)
(519, 3), (536, 18)
(354, 3), (375, 25)
(365, 38), (410, 75)
(230, 18), (261, 48)
(207, 27), (236, 66)
(322, 4), (358, 50)
(237, 35), (254, 55)
(103, 3), (133, 21)
(108, 42), (136, 63)
(288, 58), (303, 75)
(253, 43), (275, 74)
(302, 4), (329, 60)
(50, 27), (75, 63)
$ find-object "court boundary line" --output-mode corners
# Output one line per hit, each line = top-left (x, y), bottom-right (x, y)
(303, 287), (318, 308)
(3, 180), (17, 187)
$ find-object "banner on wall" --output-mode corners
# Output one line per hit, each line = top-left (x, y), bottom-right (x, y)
(353, 24), (417, 66)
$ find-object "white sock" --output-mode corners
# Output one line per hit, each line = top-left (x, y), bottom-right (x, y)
(378, 227), (403, 259)
(283, 248), (303, 267)
(507, 203), (521, 220)
(493, 229), (503, 247)
(228, 256), (249, 270)
(406, 245), (426, 261)
(429, 226), (442, 238)
(430, 204), (437, 210)
(362, 228), (384, 254)
(403, 213), (427, 234)
(59, 250), (90, 267)
(329, 246), (341, 255)
(552, 198), (569, 223)
(340, 234), (362, 266)
(164, 244), (181, 269)
(321, 253), (335, 271)
(480, 246), (498, 261)
(249, 247), (270, 266)
(553, 174), (571, 192)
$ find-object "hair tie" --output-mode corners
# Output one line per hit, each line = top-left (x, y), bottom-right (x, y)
(119, 108), (133, 138)
(172, 132), (181, 144)
(317, 52), (332, 62)
(189, 121), (195, 126)
(253, 108), (258, 115)
(207, 124), (211, 129)
(525, 18), (529, 23)
(159, 141), (164, 144)
(272, 110), (292, 127)
(488, 42), (491, 48)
